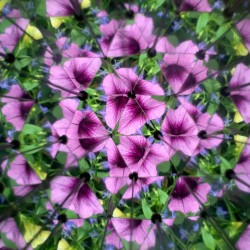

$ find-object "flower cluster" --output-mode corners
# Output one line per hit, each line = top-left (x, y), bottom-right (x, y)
(0, 0), (250, 249)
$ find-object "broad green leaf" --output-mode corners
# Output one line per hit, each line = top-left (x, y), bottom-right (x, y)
(201, 228), (216, 250)
(196, 13), (209, 34)
(157, 189), (168, 204)
(142, 199), (152, 218)
(20, 214), (50, 249)
(157, 161), (170, 173)
(219, 156), (232, 174)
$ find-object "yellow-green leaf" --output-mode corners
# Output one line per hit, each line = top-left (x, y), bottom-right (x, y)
(20, 215), (50, 249)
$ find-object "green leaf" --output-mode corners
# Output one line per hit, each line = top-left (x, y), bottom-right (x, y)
(21, 124), (43, 134)
(142, 199), (152, 218)
(196, 13), (210, 34)
(171, 154), (180, 168)
(219, 156), (232, 174)
(201, 228), (216, 250)
(157, 189), (168, 204)
(157, 161), (170, 173)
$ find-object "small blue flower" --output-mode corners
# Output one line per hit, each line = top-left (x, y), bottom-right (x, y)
(157, 11), (164, 18)
(215, 156), (221, 164)
(216, 207), (228, 217)
(162, 210), (169, 218)
(90, 230), (99, 237)
(82, 28), (90, 36)
(96, 16), (109, 25)
(224, 134), (232, 140)
(26, 1), (35, 10)
(171, 211), (177, 218)
(213, 0), (223, 10)
(31, 59), (39, 67)
(142, 185), (149, 193)
(0, 195), (5, 204)
(90, 7), (99, 15)
(2, 3), (12, 15)
(210, 93), (220, 104)
(168, 241), (175, 249)
(102, 191), (111, 199)
(193, 223), (199, 232)
(87, 152), (96, 161)
(55, 31), (64, 39)
(224, 117), (232, 127)
(172, 21), (181, 31)
(112, 60), (122, 69)
(62, 41), (71, 51)
(104, 244), (115, 250)
(89, 218), (97, 224)
(179, 228), (188, 240)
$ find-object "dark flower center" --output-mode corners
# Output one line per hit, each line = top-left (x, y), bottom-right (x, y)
(220, 86), (230, 97)
(80, 172), (91, 182)
(172, 177), (198, 199)
(57, 214), (67, 223)
(4, 53), (15, 63)
(195, 50), (206, 60)
(0, 182), (4, 193)
(58, 135), (68, 144)
(198, 130), (207, 139)
(52, 53), (62, 64)
(77, 91), (88, 101)
(127, 90), (136, 99)
(223, 7), (234, 19)
(129, 172), (138, 182)
(225, 169), (236, 180)
(147, 48), (156, 58)
(200, 210), (208, 219)
(151, 213), (162, 224)
(10, 140), (20, 150)
(74, 13), (84, 21)
(154, 130), (163, 140)
(125, 10), (134, 19)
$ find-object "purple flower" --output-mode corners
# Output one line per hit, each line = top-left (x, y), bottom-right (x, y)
(168, 176), (211, 214)
(50, 176), (104, 218)
(103, 68), (165, 135)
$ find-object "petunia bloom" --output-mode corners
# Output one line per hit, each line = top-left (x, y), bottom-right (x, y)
(51, 99), (80, 166)
(111, 218), (155, 249)
(46, 0), (89, 17)
(0, 218), (31, 249)
(44, 37), (101, 66)
(179, 98), (224, 151)
(229, 63), (250, 123)
(236, 19), (250, 53)
(233, 138), (250, 193)
(168, 176), (211, 214)
(102, 14), (155, 57)
(103, 68), (165, 135)
(7, 155), (41, 185)
(0, 18), (29, 57)
(51, 176), (104, 218)
(160, 40), (208, 95)
(236, 225), (250, 250)
(1, 85), (34, 131)
(161, 105), (200, 157)
(66, 110), (112, 157)
(175, 0), (212, 12)
(49, 57), (102, 97)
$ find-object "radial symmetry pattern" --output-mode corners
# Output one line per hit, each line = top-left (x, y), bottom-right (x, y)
(1, 0), (250, 249)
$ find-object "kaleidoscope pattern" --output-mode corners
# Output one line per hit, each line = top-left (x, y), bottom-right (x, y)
(1, 0), (250, 249)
